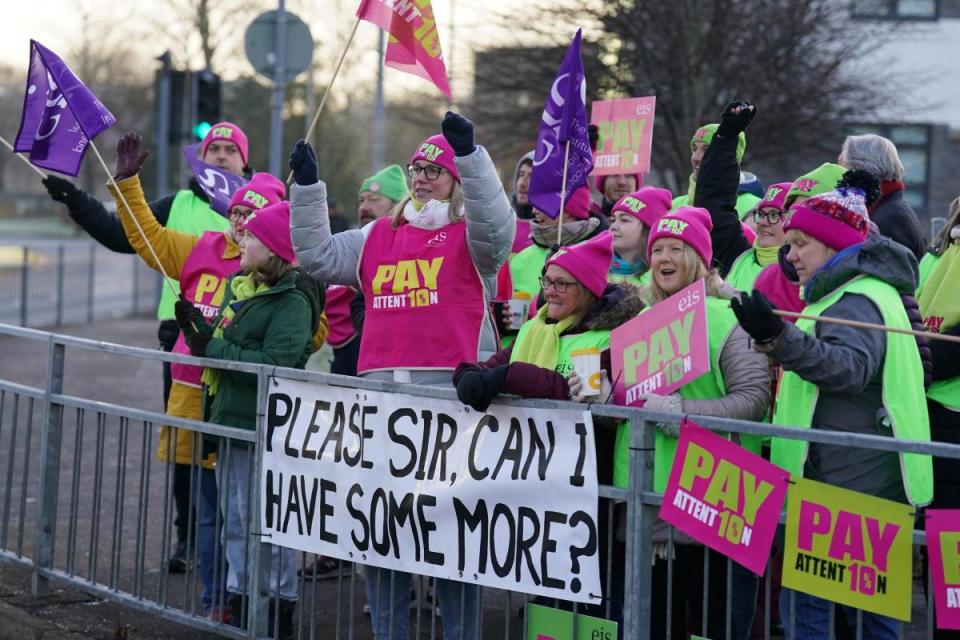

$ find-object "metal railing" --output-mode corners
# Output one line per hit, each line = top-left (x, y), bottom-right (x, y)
(0, 240), (159, 327)
(0, 322), (957, 639)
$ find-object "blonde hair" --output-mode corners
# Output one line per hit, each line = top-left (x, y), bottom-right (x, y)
(391, 181), (465, 228)
(933, 197), (960, 253)
(642, 243), (724, 305)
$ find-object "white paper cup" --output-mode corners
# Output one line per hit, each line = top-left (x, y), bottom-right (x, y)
(506, 292), (531, 330)
(571, 347), (602, 397)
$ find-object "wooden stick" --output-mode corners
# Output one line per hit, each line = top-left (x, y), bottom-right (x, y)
(88, 140), (179, 299)
(554, 139), (572, 247)
(287, 16), (362, 184)
(772, 309), (960, 345)
(0, 135), (48, 179)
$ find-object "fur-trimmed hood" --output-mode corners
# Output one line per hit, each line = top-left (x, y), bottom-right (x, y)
(580, 282), (646, 331)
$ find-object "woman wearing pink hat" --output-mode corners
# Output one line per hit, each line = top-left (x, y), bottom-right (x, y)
(726, 181), (792, 292)
(633, 206), (770, 639)
(607, 186), (673, 287)
(289, 111), (513, 640)
(455, 231), (644, 626)
(174, 200), (324, 638)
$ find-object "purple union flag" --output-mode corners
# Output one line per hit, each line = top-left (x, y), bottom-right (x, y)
(14, 40), (115, 176)
(181, 144), (248, 216)
(527, 29), (593, 220)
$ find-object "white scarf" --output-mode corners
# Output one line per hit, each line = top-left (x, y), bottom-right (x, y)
(402, 199), (452, 230)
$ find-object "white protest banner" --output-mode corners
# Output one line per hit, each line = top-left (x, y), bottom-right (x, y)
(260, 377), (602, 603)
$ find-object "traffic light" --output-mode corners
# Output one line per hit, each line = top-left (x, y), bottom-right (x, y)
(192, 70), (221, 140)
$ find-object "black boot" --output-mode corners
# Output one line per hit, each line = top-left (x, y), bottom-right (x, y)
(268, 598), (297, 640)
(227, 593), (247, 629)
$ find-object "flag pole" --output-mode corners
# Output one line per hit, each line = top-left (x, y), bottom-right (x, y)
(0, 135), (48, 179)
(555, 139), (572, 248)
(772, 309), (960, 344)
(287, 16), (362, 184)
(87, 140), (179, 299)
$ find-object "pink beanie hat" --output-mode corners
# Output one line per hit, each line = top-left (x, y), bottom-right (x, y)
(545, 231), (614, 298)
(647, 206), (714, 267)
(228, 173), (286, 213)
(243, 201), (296, 264)
(595, 173), (643, 194)
(783, 187), (870, 251)
(562, 186), (593, 220)
(610, 186), (673, 228)
(201, 122), (249, 166)
(410, 134), (460, 183)
(757, 182), (792, 212)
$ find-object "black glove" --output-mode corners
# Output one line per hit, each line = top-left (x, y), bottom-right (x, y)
(731, 290), (784, 345)
(186, 332), (212, 357)
(716, 100), (757, 139)
(441, 111), (476, 157)
(288, 139), (319, 186)
(43, 175), (84, 208)
(588, 123), (600, 153)
(114, 132), (149, 181)
(455, 366), (508, 412)
(174, 297), (210, 338)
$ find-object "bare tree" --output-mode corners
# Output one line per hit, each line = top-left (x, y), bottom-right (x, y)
(473, 0), (900, 192)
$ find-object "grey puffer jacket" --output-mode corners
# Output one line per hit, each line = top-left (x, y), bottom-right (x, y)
(290, 145), (514, 384)
(764, 235), (920, 502)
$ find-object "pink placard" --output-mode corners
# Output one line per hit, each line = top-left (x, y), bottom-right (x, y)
(590, 97), (656, 176)
(610, 279), (709, 406)
(658, 420), (789, 576)
(926, 510), (960, 630)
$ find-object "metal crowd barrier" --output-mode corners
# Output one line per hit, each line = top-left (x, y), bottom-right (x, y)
(0, 240), (158, 327)
(0, 322), (958, 639)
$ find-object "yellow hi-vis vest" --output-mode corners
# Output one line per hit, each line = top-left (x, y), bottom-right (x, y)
(771, 275), (934, 506)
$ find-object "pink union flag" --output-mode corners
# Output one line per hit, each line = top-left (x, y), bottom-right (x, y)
(14, 40), (115, 176)
(357, 0), (453, 99)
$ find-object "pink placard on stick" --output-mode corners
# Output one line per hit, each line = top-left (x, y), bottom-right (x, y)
(658, 420), (789, 575)
(926, 510), (960, 630)
(590, 97), (656, 176)
(610, 279), (709, 406)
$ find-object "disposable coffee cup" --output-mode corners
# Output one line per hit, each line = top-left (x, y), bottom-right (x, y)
(507, 292), (532, 330)
(570, 347), (602, 397)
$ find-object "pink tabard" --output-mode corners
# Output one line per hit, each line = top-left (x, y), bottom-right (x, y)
(511, 218), (532, 254)
(325, 284), (359, 348)
(172, 232), (241, 387)
(357, 218), (486, 374)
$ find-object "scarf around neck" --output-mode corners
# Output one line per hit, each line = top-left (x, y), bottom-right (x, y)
(753, 240), (781, 267)
(403, 198), (452, 229)
(611, 254), (646, 275)
(510, 305), (583, 370)
(530, 217), (599, 248)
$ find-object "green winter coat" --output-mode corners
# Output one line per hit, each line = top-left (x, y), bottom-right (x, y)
(204, 269), (321, 430)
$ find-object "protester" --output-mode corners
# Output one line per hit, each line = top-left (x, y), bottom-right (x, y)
(511, 150), (535, 252)
(838, 133), (926, 260)
(732, 187), (933, 639)
(627, 206), (769, 639)
(454, 231), (642, 628)
(688, 101), (759, 277)
(607, 186), (672, 287)
(597, 173), (642, 218)
(726, 182), (792, 291)
(106, 133), (288, 620)
(672, 117), (758, 218)
(174, 200), (323, 639)
(288, 111), (512, 640)
(917, 198), (960, 637)
(43, 122), (251, 574)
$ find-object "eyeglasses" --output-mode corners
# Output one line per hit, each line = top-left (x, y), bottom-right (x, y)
(752, 209), (783, 225)
(407, 164), (446, 181)
(540, 276), (580, 293)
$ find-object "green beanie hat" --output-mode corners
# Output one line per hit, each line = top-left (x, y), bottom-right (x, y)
(784, 162), (845, 208)
(358, 164), (409, 203)
(691, 123), (747, 163)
